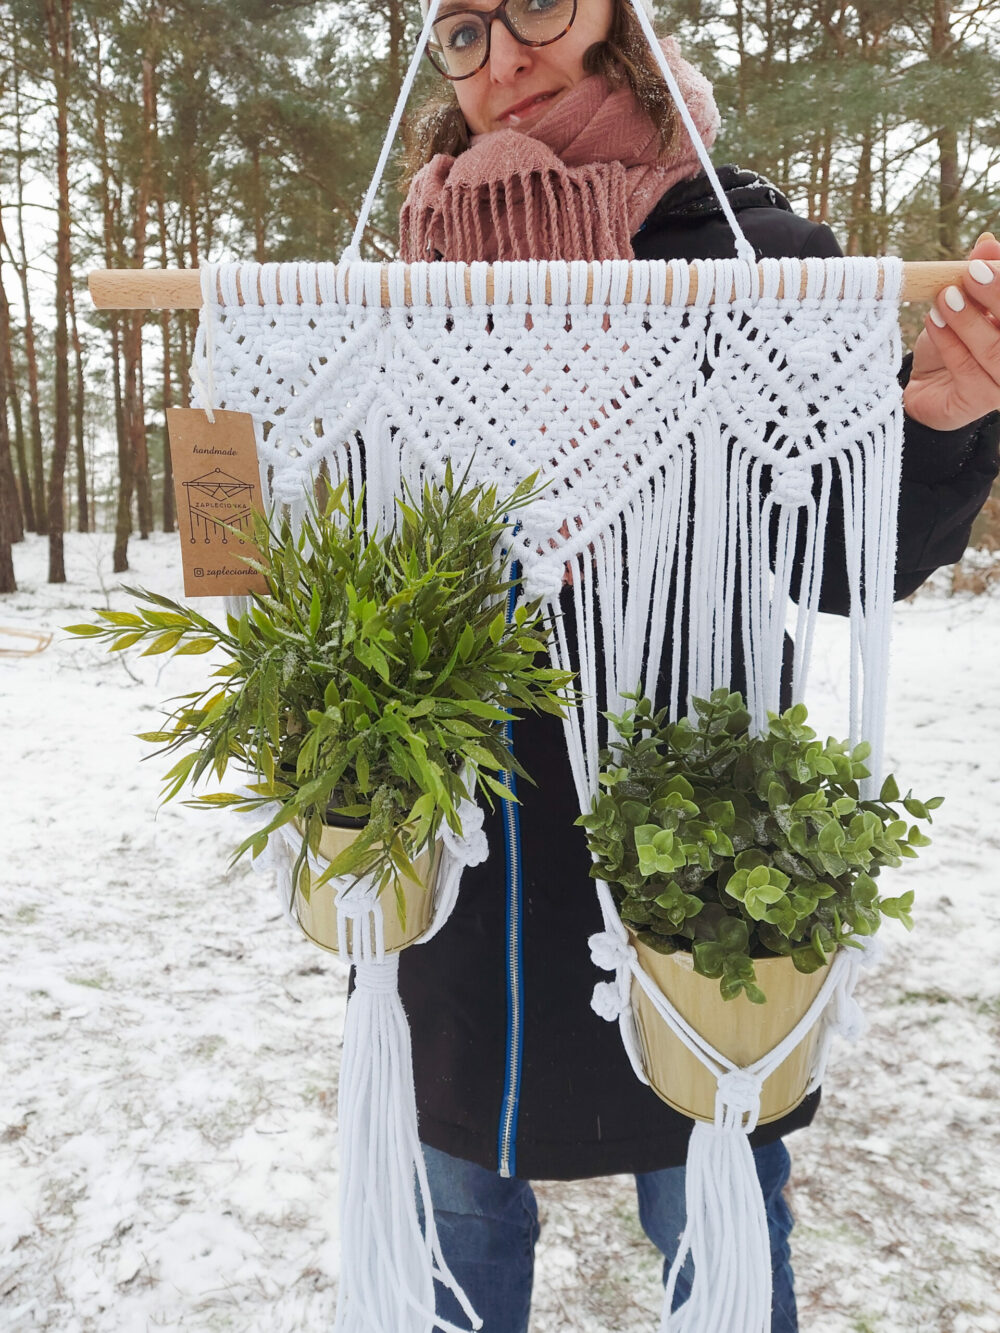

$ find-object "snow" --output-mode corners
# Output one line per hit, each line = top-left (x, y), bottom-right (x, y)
(2, 531), (999, 1332)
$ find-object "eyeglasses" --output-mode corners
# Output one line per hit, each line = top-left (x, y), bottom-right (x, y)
(427, 0), (578, 81)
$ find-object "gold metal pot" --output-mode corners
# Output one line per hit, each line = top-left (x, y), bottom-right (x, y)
(293, 822), (441, 956)
(629, 933), (833, 1124)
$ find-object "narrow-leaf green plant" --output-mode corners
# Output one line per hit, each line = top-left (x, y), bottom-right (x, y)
(68, 468), (576, 923)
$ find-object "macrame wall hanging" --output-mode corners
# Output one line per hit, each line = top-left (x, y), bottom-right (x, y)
(86, 1), (946, 1329)
(191, 248), (902, 1330)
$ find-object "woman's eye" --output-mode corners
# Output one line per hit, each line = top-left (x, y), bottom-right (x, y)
(444, 19), (483, 50)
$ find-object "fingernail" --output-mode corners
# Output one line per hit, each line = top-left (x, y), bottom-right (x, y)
(944, 285), (966, 312)
(929, 305), (947, 328)
(969, 259), (995, 285)
(977, 231), (998, 245)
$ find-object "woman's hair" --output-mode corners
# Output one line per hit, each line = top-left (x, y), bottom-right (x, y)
(398, 0), (679, 193)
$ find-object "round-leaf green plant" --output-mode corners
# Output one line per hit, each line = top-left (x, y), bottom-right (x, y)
(577, 689), (939, 1003)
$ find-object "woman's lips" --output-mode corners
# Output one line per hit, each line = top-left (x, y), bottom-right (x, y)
(501, 91), (559, 126)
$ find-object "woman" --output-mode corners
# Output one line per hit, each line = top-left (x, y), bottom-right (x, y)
(394, 2), (1000, 1329)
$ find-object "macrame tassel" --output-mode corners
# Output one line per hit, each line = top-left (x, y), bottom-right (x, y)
(232, 795), (487, 1332)
(335, 953), (482, 1333)
(661, 1102), (771, 1333)
(331, 818), (488, 1332)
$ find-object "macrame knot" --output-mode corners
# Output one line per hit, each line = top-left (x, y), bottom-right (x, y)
(353, 956), (401, 993)
(770, 467), (814, 507)
(715, 1069), (763, 1129)
(859, 934), (885, 970)
(591, 979), (627, 1023)
(588, 930), (635, 973)
(271, 470), (309, 505)
(334, 877), (381, 917)
(440, 799), (489, 867)
(521, 559), (566, 604)
(831, 990), (867, 1044)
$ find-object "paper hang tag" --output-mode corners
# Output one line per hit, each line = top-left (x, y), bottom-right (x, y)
(166, 408), (270, 598)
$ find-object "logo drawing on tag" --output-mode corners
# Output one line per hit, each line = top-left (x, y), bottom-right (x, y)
(184, 468), (257, 546)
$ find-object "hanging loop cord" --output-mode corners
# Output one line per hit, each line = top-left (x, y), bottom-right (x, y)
(344, 0), (445, 262)
(625, 0), (757, 269)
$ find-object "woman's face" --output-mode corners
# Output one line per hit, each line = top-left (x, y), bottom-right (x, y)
(447, 0), (614, 136)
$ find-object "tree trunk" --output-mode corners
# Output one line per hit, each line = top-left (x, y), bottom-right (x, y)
(6, 343), (34, 534)
(157, 190), (175, 532)
(68, 279), (89, 531)
(125, 33), (160, 543)
(0, 390), (16, 590)
(0, 317), (24, 575)
(10, 25), (48, 535)
(734, 0), (747, 117)
(386, 0), (405, 96)
(127, 315), (152, 539)
(0, 208), (27, 541)
(857, 124), (875, 255)
(44, 0), (74, 585)
(252, 140), (266, 262)
(817, 121), (833, 224)
(112, 316), (133, 573)
(936, 127), (960, 256)
(90, 14), (132, 569)
(932, 1), (960, 256)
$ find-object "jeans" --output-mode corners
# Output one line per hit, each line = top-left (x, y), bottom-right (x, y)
(421, 1139), (797, 1333)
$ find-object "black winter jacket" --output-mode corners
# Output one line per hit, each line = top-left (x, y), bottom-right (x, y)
(397, 167), (1000, 1181)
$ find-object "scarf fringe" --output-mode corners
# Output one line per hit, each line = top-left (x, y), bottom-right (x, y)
(402, 166), (636, 264)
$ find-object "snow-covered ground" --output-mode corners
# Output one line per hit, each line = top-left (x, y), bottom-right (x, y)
(1, 531), (998, 1333)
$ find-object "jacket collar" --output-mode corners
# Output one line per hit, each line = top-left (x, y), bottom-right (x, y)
(642, 164), (793, 229)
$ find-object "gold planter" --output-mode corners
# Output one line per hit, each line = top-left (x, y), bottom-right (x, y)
(293, 822), (441, 957)
(629, 933), (832, 1124)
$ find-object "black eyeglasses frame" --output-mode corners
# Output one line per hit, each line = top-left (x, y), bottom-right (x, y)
(425, 0), (579, 81)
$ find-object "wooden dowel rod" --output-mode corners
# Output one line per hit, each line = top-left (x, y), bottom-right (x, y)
(88, 260), (978, 311)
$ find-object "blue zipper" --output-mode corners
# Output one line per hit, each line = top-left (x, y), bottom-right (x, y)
(497, 551), (524, 1179)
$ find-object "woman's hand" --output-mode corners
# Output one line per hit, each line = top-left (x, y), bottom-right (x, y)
(903, 232), (1000, 433)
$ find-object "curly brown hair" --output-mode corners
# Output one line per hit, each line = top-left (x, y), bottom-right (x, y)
(398, 0), (679, 195)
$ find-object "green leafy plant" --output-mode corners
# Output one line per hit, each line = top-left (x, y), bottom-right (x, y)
(578, 689), (939, 1003)
(67, 469), (575, 920)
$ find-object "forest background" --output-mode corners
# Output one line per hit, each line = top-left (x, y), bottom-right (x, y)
(1, 0), (999, 596)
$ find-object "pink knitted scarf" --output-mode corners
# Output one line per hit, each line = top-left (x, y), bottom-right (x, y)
(399, 37), (719, 264)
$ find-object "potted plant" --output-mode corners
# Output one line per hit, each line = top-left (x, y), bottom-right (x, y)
(578, 688), (939, 1121)
(68, 468), (575, 950)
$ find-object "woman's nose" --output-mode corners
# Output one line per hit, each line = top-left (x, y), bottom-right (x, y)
(487, 19), (531, 80)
